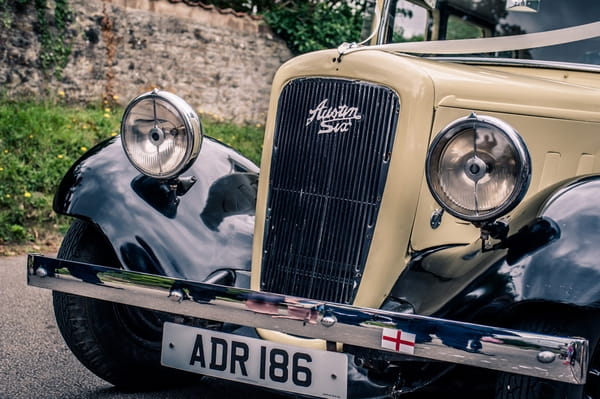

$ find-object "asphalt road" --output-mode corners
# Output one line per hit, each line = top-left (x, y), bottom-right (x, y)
(0, 255), (291, 399)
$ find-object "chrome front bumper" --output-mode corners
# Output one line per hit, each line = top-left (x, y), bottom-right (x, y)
(27, 254), (588, 384)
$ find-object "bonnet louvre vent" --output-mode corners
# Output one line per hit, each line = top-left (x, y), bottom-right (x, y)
(261, 78), (400, 304)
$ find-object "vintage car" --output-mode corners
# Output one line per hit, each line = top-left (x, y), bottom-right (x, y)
(27, 0), (600, 398)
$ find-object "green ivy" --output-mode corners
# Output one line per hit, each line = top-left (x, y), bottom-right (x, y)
(0, 0), (11, 28)
(33, 0), (73, 78)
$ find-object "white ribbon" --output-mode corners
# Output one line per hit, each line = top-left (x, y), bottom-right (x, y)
(339, 21), (600, 56)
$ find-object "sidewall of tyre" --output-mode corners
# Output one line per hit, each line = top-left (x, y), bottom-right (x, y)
(53, 219), (194, 389)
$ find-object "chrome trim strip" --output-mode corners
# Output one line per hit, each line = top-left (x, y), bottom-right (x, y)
(27, 254), (588, 384)
(431, 57), (600, 74)
(376, 0), (394, 45)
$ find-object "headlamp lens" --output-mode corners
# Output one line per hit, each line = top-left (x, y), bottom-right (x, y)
(121, 90), (202, 179)
(427, 114), (530, 222)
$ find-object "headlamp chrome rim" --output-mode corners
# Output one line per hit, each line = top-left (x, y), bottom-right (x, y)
(121, 89), (202, 180)
(425, 113), (531, 223)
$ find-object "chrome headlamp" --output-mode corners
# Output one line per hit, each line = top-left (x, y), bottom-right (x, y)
(426, 113), (531, 223)
(121, 89), (202, 179)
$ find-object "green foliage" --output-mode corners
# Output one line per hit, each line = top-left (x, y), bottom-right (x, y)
(204, 0), (368, 54)
(34, 0), (73, 78)
(0, 98), (264, 245)
(263, 1), (367, 54)
(0, 0), (11, 28)
(5, 0), (73, 78)
(199, 112), (264, 165)
(392, 31), (424, 43)
(0, 96), (120, 243)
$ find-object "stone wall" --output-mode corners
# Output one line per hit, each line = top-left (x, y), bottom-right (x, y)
(0, 0), (293, 123)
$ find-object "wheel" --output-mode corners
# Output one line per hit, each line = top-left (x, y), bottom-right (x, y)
(52, 220), (196, 389)
(495, 306), (600, 399)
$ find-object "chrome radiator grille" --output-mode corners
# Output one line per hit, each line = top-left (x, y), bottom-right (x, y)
(261, 78), (400, 304)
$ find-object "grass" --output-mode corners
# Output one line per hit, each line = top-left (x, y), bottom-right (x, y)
(0, 95), (264, 255)
(198, 111), (264, 166)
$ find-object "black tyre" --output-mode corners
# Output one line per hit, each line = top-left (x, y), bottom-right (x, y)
(53, 219), (195, 389)
(495, 306), (600, 399)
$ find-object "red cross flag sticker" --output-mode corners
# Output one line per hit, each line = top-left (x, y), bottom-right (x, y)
(381, 328), (416, 355)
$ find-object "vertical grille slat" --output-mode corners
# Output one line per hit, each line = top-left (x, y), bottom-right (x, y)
(261, 78), (400, 304)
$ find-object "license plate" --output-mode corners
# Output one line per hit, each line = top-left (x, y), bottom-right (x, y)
(161, 322), (348, 399)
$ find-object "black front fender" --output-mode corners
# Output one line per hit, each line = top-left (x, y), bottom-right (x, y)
(54, 136), (258, 282)
(506, 175), (600, 306)
(393, 175), (600, 321)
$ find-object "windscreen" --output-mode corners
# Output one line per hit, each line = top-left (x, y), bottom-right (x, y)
(391, 0), (600, 64)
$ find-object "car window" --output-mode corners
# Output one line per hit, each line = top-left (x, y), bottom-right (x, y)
(446, 15), (486, 39)
(392, 0), (428, 42)
(388, 0), (600, 65)
(496, 0), (600, 64)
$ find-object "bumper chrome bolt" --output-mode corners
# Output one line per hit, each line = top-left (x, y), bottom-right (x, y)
(35, 267), (48, 278)
(169, 288), (184, 302)
(537, 351), (556, 363)
(321, 315), (337, 327)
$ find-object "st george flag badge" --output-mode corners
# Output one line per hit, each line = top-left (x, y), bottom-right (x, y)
(381, 328), (416, 355)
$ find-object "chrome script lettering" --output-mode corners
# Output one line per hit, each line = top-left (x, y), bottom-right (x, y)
(306, 99), (362, 134)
